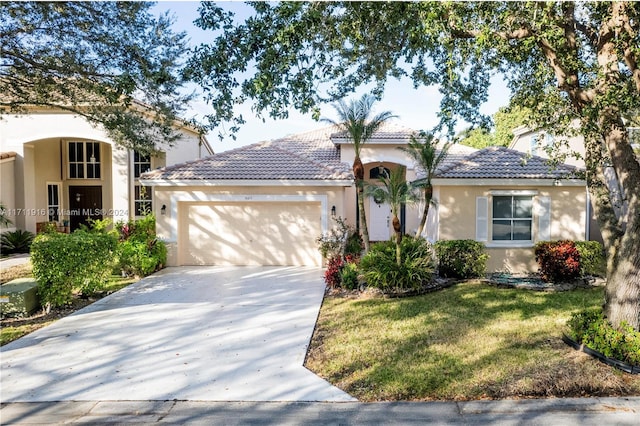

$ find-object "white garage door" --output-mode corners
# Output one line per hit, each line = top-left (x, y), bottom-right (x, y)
(181, 202), (322, 266)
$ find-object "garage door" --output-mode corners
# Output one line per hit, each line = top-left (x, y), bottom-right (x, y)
(181, 202), (322, 266)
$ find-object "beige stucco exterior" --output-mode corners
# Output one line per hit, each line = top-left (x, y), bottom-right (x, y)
(0, 154), (16, 232)
(151, 184), (349, 267)
(435, 182), (587, 273)
(0, 110), (210, 233)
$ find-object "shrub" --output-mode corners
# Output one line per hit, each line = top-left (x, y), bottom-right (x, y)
(359, 237), (434, 291)
(31, 230), (117, 309)
(1, 229), (35, 254)
(434, 240), (488, 279)
(324, 256), (343, 288)
(116, 215), (166, 277)
(567, 309), (640, 366)
(340, 260), (360, 290)
(534, 240), (581, 282)
(574, 241), (606, 277)
(317, 217), (361, 260)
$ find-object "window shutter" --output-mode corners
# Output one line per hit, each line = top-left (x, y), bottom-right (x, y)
(537, 196), (551, 241)
(476, 197), (489, 241)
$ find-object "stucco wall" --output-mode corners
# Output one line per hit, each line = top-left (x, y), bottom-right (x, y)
(150, 184), (348, 266)
(0, 111), (206, 232)
(437, 184), (587, 273)
(0, 156), (16, 232)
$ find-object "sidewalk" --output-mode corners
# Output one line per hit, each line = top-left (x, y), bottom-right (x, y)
(1, 397), (639, 425)
(0, 253), (30, 270)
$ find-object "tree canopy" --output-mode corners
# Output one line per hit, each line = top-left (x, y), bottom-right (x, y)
(1, 1), (195, 152)
(190, 1), (640, 330)
(458, 106), (532, 149)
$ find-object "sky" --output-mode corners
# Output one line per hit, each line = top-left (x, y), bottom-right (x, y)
(155, 1), (512, 152)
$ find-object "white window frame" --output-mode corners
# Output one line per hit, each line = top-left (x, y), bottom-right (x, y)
(481, 190), (539, 248)
(46, 182), (62, 222)
(133, 151), (152, 178)
(68, 141), (101, 179)
(134, 184), (152, 217)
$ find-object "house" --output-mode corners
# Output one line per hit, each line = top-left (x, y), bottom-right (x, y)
(0, 107), (213, 234)
(142, 123), (589, 273)
(430, 146), (587, 272)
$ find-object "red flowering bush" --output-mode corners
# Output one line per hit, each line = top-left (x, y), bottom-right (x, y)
(534, 240), (581, 282)
(324, 256), (344, 288)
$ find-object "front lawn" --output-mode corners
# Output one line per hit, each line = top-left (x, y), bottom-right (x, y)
(305, 281), (640, 401)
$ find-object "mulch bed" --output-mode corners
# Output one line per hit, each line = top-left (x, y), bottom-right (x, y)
(486, 273), (606, 291)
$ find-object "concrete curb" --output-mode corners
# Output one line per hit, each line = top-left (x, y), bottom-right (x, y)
(2, 397), (639, 425)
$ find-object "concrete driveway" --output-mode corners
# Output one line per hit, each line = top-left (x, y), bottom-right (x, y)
(0, 266), (355, 402)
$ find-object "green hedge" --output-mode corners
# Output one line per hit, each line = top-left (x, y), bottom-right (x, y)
(359, 237), (434, 291)
(567, 309), (640, 366)
(116, 215), (166, 277)
(433, 240), (488, 279)
(31, 230), (117, 309)
(574, 241), (606, 277)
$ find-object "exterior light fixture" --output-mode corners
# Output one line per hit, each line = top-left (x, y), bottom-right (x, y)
(75, 193), (82, 202)
(161, 204), (167, 215)
(331, 205), (336, 217)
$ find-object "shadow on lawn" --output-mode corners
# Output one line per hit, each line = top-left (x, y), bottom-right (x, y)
(307, 282), (640, 401)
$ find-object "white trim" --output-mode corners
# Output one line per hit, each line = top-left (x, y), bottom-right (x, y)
(485, 242), (534, 248)
(46, 181), (63, 222)
(142, 179), (354, 187)
(0, 156), (16, 164)
(432, 178), (585, 187)
(490, 190), (539, 196)
(164, 193), (329, 243)
(536, 196), (552, 241)
(476, 196), (489, 242)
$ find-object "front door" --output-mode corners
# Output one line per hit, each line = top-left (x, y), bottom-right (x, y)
(69, 186), (102, 231)
(369, 197), (392, 242)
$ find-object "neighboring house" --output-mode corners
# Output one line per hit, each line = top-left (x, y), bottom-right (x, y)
(0, 107), (213, 234)
(141, 123), (589, 273)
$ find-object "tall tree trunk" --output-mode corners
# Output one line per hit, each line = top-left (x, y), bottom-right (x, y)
(598, 112), (640, 330)
(393, 214), (402, 265)
(354, 156), (370, 253)
(415, 186), (433, 238)
(357, 180), (370, 253)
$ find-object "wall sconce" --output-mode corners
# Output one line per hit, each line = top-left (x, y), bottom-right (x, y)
(75, 193), (82, 202)
(161, 204), (167, 215)
(331, 205), (336, 217)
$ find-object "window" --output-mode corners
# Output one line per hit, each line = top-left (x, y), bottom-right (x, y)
(492, 196), (533, 241)
(134, 185), (152, 216)
(68, 141), (101, 179)
(134, 151), (151, 178)
(47, 183), (61, 222)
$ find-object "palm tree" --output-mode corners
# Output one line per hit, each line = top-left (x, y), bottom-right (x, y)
(398, 131), (451, 238)
(323, 94), (396, 253)
(365, 166), (417, 265)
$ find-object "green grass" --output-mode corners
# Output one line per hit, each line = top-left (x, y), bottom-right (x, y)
(306, 281), (640, 401)
(1, 274), (137, 346)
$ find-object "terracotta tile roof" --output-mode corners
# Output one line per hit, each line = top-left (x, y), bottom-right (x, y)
(0, 152), (17, 160)
(141, 126), (351, 181)
(435, 146), (581, 179)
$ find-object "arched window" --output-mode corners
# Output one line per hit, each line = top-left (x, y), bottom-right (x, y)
(369, 166), (391, 180)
